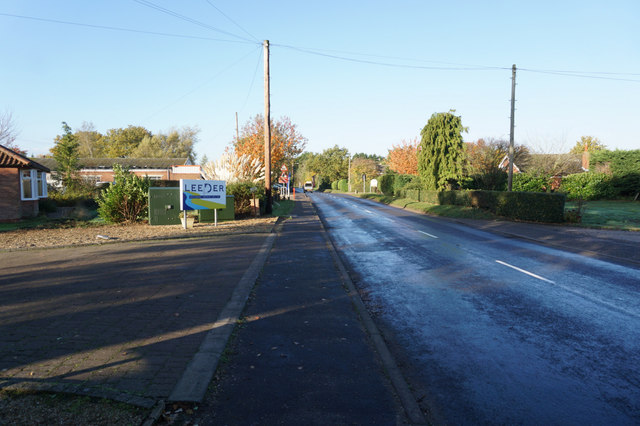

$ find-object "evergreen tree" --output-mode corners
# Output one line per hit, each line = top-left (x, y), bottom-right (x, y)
(51, 122), (80, 190)
(418, 111), (467, 190)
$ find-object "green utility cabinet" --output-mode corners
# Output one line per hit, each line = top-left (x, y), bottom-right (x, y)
(148, 187), (181, 225)
(148, 188), (235, 225)
(199, 195), (235, 222)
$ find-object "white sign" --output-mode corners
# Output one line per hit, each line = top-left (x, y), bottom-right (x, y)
(180, 179), (226, 210)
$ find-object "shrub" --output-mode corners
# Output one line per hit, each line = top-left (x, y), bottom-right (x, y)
(560, 172), (617, 200)
(96, 165), (150, 223)
(380, 173), (395, 195)
(512, 173), (550, 192)
(227, 181), (265, 217)
(331, 181), (338, 190)
(338, 179), (348, 192)
(464, 170), (508, 191)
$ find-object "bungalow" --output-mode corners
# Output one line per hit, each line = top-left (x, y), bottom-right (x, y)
(0, 144), (50, 222)
(33, 158), (202, 186)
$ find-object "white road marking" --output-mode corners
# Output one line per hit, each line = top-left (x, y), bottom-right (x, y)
(418, 230), (439, 239)
(495, 260), (555, 284)
(363, 209), (373, 214)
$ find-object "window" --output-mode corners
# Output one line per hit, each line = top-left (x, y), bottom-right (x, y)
(37, 171), (47, 197)
(20, 169), (48, 200)
(21, 170), (33, 200)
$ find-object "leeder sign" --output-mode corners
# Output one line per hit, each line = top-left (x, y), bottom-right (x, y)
(180, 179), (226, 210)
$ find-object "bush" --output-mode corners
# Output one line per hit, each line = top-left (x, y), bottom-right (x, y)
(512, 173), (551, 192)
(560, 172), (617, 200)
(331, 181), (338, 190)
(469, 190), (566, 222)
(380, 173), (395, 196)
(96, 165), (150, 223)
(464, 170), (508, 191)
(337, 179), (348, 192)
(227, 181), (265, 217)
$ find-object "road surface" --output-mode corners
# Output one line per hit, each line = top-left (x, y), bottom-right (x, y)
(312, 193), (640, 425)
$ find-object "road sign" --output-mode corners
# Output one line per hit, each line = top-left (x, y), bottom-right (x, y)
(281, 164), (288, 172)
(180, 179), (226, 210)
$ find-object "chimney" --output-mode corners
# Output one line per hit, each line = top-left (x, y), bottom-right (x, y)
(582, 150), (590, 171)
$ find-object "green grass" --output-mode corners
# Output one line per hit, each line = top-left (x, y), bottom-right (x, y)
(271, 199), (295, 217)
(566, 200), (640, 230)
(360, 194), (495, 220)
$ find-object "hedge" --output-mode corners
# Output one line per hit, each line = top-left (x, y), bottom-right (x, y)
(397, 188), (565, 223)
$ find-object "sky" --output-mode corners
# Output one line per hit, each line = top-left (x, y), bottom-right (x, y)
(1, 0), (639, 163)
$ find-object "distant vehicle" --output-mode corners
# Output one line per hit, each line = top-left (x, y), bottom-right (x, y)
(304, 181), (313, 192)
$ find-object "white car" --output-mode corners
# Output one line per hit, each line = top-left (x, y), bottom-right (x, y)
(304, 181), (313, 192)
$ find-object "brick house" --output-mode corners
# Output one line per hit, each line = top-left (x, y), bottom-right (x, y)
(34, 158), (202, 186)
(0, 144), (50, 222)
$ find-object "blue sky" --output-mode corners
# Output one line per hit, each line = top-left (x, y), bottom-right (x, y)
(1, 0), (638, 163)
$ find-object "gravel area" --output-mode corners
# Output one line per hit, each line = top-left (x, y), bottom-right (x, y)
(0, 217), (278, 251)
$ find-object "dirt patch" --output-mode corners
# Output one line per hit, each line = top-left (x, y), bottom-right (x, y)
(0, 217), (278, 251)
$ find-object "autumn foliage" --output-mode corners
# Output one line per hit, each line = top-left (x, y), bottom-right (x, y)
(387, 138), (419, 175)
(233, 115), (307, 181)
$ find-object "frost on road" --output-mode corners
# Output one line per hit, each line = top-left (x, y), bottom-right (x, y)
(314, 193), (640, 425)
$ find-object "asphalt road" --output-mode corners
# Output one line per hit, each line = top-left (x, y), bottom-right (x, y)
(312, 193), (640, 425)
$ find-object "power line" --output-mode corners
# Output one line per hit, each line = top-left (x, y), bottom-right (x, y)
(204, 0), (259, 42)
(274, 43), (507, 71)
(132, 0), (255, 43)
(0, 12), (254, 44)
(274, 42), (640, 82)
(142, 45), (261, 121)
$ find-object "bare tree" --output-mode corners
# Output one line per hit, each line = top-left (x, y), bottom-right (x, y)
(0, 110), (18, 147)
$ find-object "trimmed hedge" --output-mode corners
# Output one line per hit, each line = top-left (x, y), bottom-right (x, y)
(397, 188), (565, 223)
(560, 172), (617, 200)
(338, 179), (348, 192)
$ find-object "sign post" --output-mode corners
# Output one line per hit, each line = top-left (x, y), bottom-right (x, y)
(180, 179), (226, 229)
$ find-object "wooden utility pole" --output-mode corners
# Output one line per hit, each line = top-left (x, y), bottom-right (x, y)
(508, 64), (516, 192)
(263, 40), (272, 213)
(235, 112), (239, 142)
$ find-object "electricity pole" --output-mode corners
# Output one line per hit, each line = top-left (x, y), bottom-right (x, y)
(264, 40), (272, 213)
(235, 112), (239, 142)
(508, 64), (516, 192)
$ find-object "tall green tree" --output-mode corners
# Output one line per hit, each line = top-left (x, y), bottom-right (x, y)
(308, 145), (350, 184)
(99, 125), (152, 157)
(51, 122), (80, 189)
(418, 111), (467, 190)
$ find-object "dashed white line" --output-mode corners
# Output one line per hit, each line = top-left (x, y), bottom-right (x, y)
(418, 230), (438, 239)
(495, 260), (555, 284)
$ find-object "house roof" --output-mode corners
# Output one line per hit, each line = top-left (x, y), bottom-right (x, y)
(0, 144), (50, 172)
(33, 157), (189, 170)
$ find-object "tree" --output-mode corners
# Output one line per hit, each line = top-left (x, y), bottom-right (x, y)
(0, 110), (27, 155)
(99, 125), (152, 157)
(570, 136), (606, 154)
(387, 138), (419, 175)
(130, 127), (198, 162)
(350, 157), (379, 192)
(75, 121), (104, 157)
(51, 122), (80, 190)
(307, 145), (350, 184)
(465, 138), (530, 189)
(418, 111), (467, 190)
(233, 115), (307, 181)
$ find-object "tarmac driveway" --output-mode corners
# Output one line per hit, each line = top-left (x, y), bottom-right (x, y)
(0, 234), (268, 407)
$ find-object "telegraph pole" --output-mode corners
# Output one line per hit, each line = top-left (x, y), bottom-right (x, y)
(263, 40), (272, 213)
(235, 112), (239, 142)
(508, 64), (516, 192)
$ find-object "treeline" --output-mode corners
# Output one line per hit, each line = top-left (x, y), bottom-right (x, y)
(50, 122), (199, 162)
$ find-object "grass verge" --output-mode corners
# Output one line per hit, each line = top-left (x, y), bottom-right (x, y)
(0, 389), (148, 425)
(566, 200), (640, 231)
(271, 199), (295, 217)
(360, 194), (496, 220)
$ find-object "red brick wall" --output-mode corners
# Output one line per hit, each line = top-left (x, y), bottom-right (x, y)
(0, 168), (21, 221)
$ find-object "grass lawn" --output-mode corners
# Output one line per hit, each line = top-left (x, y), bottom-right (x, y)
(566, 200), (640, 231)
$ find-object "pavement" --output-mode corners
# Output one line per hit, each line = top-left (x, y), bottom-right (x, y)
(1, 193), (638, 424)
